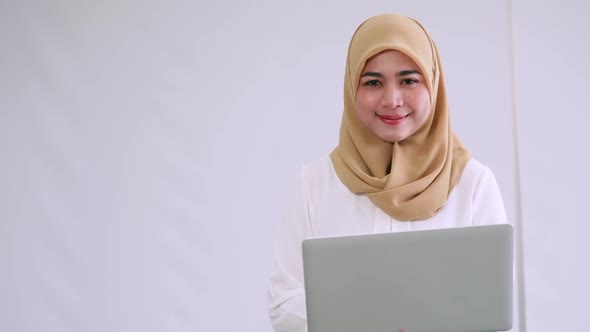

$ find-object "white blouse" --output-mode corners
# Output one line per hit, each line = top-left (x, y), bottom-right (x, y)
(267, 157), (508, 332)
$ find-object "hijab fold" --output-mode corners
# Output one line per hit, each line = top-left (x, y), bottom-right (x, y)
(329, 13), (471, 221)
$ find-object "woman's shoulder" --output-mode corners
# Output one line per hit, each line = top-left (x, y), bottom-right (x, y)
(459, 157), (497, 187)
(300, 156), (334, 177)
(296, 156), (498, 190)
(291, 156), (346, 198)
(296, 156), (337, 188)
(459, 158), (507, 225)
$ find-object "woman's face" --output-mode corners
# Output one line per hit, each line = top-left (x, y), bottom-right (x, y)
(355, 50), (431, 143)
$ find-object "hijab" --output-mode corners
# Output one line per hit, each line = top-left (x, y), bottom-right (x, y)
(330, 13), (471, 221)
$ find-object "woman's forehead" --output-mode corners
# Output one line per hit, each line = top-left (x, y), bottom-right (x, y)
(363, 50), (422, 71)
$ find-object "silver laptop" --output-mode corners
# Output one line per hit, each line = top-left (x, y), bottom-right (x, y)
(302, 224), (513, 332)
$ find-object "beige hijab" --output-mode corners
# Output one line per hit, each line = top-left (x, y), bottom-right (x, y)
(330, 13), (471, 221)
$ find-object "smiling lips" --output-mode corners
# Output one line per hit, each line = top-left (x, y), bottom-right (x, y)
(376, 113), (410, 125)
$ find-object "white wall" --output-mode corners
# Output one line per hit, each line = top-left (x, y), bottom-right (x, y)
(1, 0), (586, 331)
(512, 0), (590, 330)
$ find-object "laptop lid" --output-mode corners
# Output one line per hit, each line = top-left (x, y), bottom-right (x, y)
(302, 224), (514, 332)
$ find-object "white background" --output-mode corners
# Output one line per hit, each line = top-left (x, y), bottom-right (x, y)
(1, 0), (588, 331)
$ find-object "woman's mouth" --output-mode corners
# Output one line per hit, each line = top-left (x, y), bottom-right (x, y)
(377, 114), (410, 125)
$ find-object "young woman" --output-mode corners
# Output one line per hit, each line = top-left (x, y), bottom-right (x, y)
(267, 13), (508, 332)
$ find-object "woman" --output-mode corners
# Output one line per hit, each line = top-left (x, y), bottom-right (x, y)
(267, 13), (508, 332)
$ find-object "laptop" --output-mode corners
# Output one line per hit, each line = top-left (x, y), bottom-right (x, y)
(302, 224), (513, 332)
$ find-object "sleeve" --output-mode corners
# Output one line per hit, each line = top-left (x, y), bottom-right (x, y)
(471, 166), (517, 332)
(267, 168), (313, 332)
(471, 166), (509, 226)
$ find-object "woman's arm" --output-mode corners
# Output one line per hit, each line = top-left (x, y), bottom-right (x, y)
(471, 166), (509, 226)
(268, 169), (313, 332)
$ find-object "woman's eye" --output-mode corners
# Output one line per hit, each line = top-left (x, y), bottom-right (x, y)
(402, 78), (418, 85)
(363, 80), (381, 87)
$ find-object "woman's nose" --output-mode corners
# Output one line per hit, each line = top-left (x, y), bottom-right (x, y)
(381, 85), (403, 109)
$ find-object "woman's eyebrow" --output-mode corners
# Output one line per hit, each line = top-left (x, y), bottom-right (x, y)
(361, 71), (383, 78)
(398, 69), (421, 77)
(360, 70), (422, 78)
